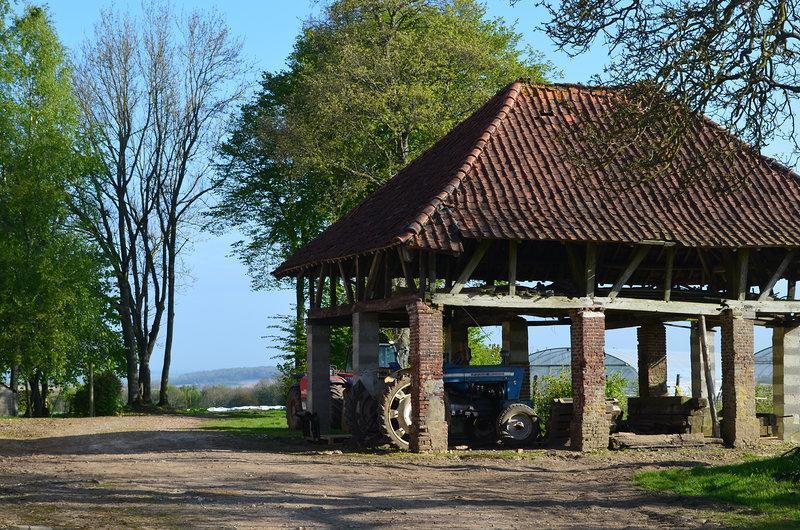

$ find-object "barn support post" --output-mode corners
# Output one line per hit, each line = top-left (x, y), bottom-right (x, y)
(569, 309), (608, 451)
(407, 300), (447, 453)
(637, 323), (668, 397)
(307, 322), (332, 435)
(502, 318), (530, 400)
(720, 309), (759, 448)
(444, 321), (469, 365)
(772, 325), (800, 442)
(352, 312), (380, 394)
(690, 321), (717, 434)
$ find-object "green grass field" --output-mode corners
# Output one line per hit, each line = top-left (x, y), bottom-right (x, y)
(635, 450), (800, 527)
(201, 409), (302, 440)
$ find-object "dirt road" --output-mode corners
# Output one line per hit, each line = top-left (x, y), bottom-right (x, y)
(0, 415), (775, 528)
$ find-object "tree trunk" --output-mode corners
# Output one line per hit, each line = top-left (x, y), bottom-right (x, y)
(28, 371), (48, 418)
(295, 275), (305, 369)
(138, 354), (152, 404)
(158, 223), (177, 407)
(118, 277), (139, 405)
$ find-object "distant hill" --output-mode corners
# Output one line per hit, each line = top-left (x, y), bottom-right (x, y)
(167, 366), (280, 387)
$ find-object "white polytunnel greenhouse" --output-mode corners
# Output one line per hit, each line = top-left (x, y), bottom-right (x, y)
(528, 347), (639, 395)
(754, 347), (773, 385)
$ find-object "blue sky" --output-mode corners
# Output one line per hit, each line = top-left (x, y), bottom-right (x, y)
(45, 0), (772, 384)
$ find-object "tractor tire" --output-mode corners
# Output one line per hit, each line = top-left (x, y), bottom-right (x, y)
(380, 375), (412, 450)
(330, 384), (345, 430)
(285, 386), (303, 431)
(343, 386), (356, 434)
(346, 380), (383, 446)
(496, 403), (540, 447)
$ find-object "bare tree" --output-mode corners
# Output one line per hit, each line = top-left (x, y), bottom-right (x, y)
(74, 3), (243, 406)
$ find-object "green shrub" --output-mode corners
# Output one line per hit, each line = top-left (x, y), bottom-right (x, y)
(532, 370), (630, 434)
(72, 372), (122, 416)
(755, 383), (773, 414)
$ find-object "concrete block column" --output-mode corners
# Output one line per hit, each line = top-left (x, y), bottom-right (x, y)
(307, 322), (331, 435)
(352, 312), (380, 394)
(637, 323), (668, 397)
(502, 319), (531, 400)
(569, 309), (609, 451)
(407, 300), (447, 452)
(690, 322), (717, 400)
(773, 326), (800, 442)
(720, 309), (759, 448)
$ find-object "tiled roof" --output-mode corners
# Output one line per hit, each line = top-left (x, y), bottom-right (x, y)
(275, 81), (800, 277)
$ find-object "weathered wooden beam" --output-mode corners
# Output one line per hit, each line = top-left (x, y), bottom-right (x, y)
(735, 249), (750, 301)
(329, 267), (338, 308)
(427, 251), (437, 294)
(508, 240), (518, 296)
(609, 245), (650, 300)
(758, 249), (796, 301)
(664, 246), (675, 302)
(315, 264), (325, 308)
(397, 246), (416, 291)
(338, 261), (354, 305)
(564, 243), (583, 294)
(355, 257), (364, 301)
(364, 252), (382, 300)
(585, 243), (597, 297)
(418, 250), (427, 296)
(307, 269), (316, 309)
(450, 240), (491, 295)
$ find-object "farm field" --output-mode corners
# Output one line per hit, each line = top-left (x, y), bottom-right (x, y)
(0, 412), (792, 528)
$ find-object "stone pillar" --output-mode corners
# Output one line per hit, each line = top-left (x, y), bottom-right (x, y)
(502, 318), (531, 400)
(637, 323), (668, 397)
(569, 309), (608, 451)
(720, 309), (758, 448)
(352, 312), (380, 394)
(690, 321), (717, 435)
(773, 326), (800, 442)
(307, 322), (331, 435)
(690, 322), (717, 400)
(444, 322), (469, 365)
(408, 300), (447, 452)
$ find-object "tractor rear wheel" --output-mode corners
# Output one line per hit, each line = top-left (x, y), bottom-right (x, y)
(381, 375), (412, 450)
(496, 403), (540, 447)
(285, 386), (303, 431)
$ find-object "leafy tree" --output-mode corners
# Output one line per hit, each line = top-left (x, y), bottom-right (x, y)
(533, 0), (800, 177)
(468, 327), (502, 365)
(0, 5), (122, 416)
(211, 0), (550, 370)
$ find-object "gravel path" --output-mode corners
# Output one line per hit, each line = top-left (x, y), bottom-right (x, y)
(0, 415), (780, 528)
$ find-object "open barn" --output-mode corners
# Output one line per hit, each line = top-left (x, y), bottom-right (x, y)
(274, 81), (800, 452)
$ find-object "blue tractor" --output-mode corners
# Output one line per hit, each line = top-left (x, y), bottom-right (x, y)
(378, 361), (540, 450)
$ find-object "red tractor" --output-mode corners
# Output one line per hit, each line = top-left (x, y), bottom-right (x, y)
(285, 343), (401, 431)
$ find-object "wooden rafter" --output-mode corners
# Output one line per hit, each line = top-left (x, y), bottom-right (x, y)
(315, 264), (325, 308)
(450, 240), (491, 295)
(758, 249), (797, 301)
(364, 252), (382, 300)
(397, 246), (416, 291)
(427, 251), (437, 294)
(329, 266), (338, 308)
(735, 249), (750, 301)
(585, 243), (597, 297)
(609, 245), (650, 300)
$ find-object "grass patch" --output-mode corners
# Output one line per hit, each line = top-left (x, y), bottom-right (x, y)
(201, 409), (301, 440)
(635, 449), (800, 527)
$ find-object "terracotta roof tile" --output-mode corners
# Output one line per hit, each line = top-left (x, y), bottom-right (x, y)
(275, 82), (800, 277)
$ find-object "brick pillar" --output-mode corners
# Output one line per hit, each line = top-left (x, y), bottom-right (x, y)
(690, 321), (717, 435)
(352, 312), (380, 394)
(444, 322), (469, 365)
(307, 322), (331, 435)
(637, 323), (668, 397)
(720, 309), (758, 448)
(690, 322), (717, 399)
(503, 319), (531, 400)
(407, 300), (447, 452)
(569, 309), (608, 451)
(773, 326), (800, 442)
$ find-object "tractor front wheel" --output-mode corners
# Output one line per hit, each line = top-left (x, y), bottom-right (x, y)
(496, 403), (540, 447)
(381, 376), (412, 450)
